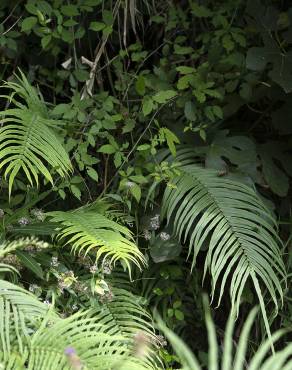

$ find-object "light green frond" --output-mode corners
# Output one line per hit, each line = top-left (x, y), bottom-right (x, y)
(26, 308), (159, 370)
(0, 71), (72, 196)
(0, 280), (51, 359)
(157, 316), (202, 370)
(158, 298), (292, 370)
(161, 162), (285, 340)
(0, 237), (50, 258)
(0, 350), (26, 370)
(47, 210), (147, 273)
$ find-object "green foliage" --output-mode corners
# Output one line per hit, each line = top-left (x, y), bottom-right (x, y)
(0, 71), (72, 196)
(48, 209), (146, 273)
(0, 0), (292, 368)
(161, 158), (285, 328)
(158, 297), (292, 370)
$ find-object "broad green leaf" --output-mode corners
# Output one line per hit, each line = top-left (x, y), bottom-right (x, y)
(86, 166), (99, 182)
(176, 66), (196, 74)
(191, 2), (212, 17)
(98, 144), (116, 154)
(184, 101), (196, 121)
(70, 184), (81, 200)
(15, 250), (44, 279)
(259, 149), (289, 197)
(160, 127), (180, 156)
(21, 17), (37, 32)
(246, 47), (268, 71)
(60, 5), (79, 16)
(150, 230), (182, 263)
(153, 90), (177, 104)
(174, 45), (193, 55)
(130, 183), (141, 202)
(142, 96), (154, 116)
(135, 75), (146, 96)
(89, 21), (105, 31)
(41, 35), (52, 49)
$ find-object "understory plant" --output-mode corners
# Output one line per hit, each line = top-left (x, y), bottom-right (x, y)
(0, 0), (292, 369)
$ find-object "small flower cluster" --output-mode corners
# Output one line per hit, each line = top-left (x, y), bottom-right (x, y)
(99, 290), (114, 303)
(74, 281), (88, 294)
(154, 335), (167, 348)
(18, 217), (30, 226)
(51, 256), (59, 267)
(149, 214), (160, 230)
(23, 238), (49, 253)
(1, 254), (22, 269)
(159, 231), (170, 241)
(29, 284), (40, 293)
(125, 181), (135, 188)
(143, 230), (151, 241)
(30, 208), (46, 222)
(102, 259), (112, 275)
(58, 271), (76, 291)
(89, 264), (98, 274)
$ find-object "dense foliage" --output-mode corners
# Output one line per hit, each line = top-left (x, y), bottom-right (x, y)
(0, 0), (291, 368)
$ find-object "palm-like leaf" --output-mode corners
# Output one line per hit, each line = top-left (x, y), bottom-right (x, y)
(0, 286), (160, 369)
(81, 287), (157, 339)
(161, 161), (285, 339)
(48, 210), (146, 273)
(26, 311), (157, 370)
(0, 71), (72, 196)
(158, 297), (292, 370)
(0, 237), (50, 258)
(0, 280), (51, 359)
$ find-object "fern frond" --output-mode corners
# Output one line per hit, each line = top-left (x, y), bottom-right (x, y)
(0, 280), (51, 359)
(48, 210), (146, 273)
(0, 71), (72, 196)
(158, 297), (292, 370)
(161, 162), (285, 340)
(0, 237), (50, 258)
(82, 288), (157, 339)
(27, 307), (158, 370)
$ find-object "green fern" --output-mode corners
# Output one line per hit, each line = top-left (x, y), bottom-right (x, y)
(0, 284), (160, 369)
(158, 297), (292, 370)
(26, 311), (157, 370)
(0, 237), (50, 258)
(0, 280), (52, 360)
(48, 210), (146, 273)
(0, 71), (72, 196)
(161, 157), (286, 341)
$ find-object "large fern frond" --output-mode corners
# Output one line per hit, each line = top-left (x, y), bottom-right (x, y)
(0, 237), (50, 258)
(0, 280), (51, 359)
(81, 287), (157, 339)
(161, 161), (286, 338)
(48, 210), (147, 273)
(158, 298), (292, 370)
(0, 288), (160, 369)
(25, 310), (157, 370)
(0, 71), (72, 196)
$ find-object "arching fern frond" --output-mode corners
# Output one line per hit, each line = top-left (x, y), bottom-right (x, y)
(0, 237), (50, 258)
(158, 298), (292, 370)
(0, 280), (52, 360)
(81, 287), (157, 339)
(0, 283), (160, 369)
(48, 210), (147, 273)
(26, 310), (157, 370)
(0, 71), (72, 196)
(161, 162), (286, 340)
